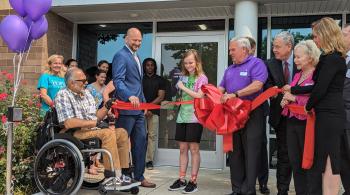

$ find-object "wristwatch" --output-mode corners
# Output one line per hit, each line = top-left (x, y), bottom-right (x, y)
(233, 92), (239, 98)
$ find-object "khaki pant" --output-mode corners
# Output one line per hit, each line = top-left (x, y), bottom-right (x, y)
(74, 127), (129, 170)
(146, 114), (159, 162)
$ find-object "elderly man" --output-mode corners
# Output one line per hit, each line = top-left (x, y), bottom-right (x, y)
(341, 23), (350, 195)
(264, 31), (297, 195)
(245, 36), (270, 195)
(112, 27), (156, 188)
(54, 68), (138, 188)
(219, 37), (267, 195)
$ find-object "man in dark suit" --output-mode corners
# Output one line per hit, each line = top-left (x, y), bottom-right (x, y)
(341, 23), (350, 195)
(112, 27), (156, 188)
(264, 31), (297, 195)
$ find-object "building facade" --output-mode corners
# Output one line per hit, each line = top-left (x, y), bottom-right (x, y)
(0, 0), (349, 169)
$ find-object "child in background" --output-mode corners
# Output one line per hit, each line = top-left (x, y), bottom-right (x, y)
(168, 49), (208, 194)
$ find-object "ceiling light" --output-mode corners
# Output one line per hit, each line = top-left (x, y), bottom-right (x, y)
(99, 24), (107, 28)
(198, 24), (207, 31)
(130, 13), (139, 18)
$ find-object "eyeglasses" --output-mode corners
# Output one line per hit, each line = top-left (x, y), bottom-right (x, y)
(74, 79), (87, 83)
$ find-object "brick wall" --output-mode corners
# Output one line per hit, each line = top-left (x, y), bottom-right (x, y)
(46, 12), (73, 60)
(77, 25), (98, 70)
(0, 10), (73, 90)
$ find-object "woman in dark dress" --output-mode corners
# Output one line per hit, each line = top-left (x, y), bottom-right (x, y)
(301, 17), (347, 194)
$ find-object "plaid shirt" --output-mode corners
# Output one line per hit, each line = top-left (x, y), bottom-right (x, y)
(55, 88), (97, 123)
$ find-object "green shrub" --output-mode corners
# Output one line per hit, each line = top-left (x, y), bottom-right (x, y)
(0, 71), (41, 194)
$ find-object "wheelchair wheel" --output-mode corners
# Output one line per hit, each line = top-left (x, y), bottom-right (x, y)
(98, 185), (107, 195)
(130, 186), (139, 194)
(34, 139), (84, 195)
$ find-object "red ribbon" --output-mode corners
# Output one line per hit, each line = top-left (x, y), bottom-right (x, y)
(284, 105), (315, 169)
(111, 100), (193, 110)
(111, 86), (315, 169)
(193, 84), (251, 152)
(194, 85), (314, 169)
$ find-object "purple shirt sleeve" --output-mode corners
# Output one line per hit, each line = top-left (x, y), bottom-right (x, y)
(250, 59), (268, 83)
(194, 74), (208, 92)
(219, 69), (228, 89)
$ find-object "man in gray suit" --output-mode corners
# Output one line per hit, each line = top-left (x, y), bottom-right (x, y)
(341, 23), (350, 195)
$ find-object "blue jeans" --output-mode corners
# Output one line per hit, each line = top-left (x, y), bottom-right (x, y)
(115, 114), (146, 181)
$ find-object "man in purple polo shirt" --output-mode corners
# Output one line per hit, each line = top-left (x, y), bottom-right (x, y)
(219, 37), (268, 195)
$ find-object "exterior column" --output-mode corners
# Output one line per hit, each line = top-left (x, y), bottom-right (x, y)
(234, 0), (258, 41)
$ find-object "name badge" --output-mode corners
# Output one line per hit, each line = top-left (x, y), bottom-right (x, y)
(240, 71), (248, 76)
(346, 69), (350, 79)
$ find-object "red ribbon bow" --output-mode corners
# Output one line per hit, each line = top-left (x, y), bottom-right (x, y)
(194, 85), (315, 169)
(194, 84), (251, 152)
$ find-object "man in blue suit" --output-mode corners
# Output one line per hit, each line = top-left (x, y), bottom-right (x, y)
(112, 27), (156, 188)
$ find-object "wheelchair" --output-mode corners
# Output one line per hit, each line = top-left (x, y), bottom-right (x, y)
(33, 109), (140, 194)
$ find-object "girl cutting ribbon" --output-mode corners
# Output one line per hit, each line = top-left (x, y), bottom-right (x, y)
(168, 49), (208, 194)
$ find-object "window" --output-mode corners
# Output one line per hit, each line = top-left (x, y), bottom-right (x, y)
(228, 19), (234, 65)
(77, 22), (153, 70)
(273, 15), (341, 54)
(258, 17), (267, 60)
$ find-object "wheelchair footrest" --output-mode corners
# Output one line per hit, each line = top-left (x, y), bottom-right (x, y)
(102, 177), (140, 191)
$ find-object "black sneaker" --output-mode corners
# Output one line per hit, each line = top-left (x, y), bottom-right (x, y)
(168, 179), (187, 191)
(182, 181), (198, 194)
(259, 185), (270, 194)
(146, 161), (154, 170)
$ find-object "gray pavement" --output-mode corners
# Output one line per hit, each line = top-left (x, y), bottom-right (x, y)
(78, 167), (295, 195)
(34, 166), (346, 194)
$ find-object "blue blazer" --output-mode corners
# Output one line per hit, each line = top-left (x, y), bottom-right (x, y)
(112, 46), (145, 115)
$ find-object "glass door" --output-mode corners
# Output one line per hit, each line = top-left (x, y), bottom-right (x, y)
(154, 33), (226, 169)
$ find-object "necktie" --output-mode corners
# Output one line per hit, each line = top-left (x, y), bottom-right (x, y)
(134, 53), (142, 76)
(284, 61), (290, 84)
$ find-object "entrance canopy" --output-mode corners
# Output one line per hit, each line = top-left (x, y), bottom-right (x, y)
(52, 0), (350, 23)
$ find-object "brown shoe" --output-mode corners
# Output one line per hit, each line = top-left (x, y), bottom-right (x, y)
(141, 179), (156, 188)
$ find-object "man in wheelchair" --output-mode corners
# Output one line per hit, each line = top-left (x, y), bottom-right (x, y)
(54, 67), (139, 188)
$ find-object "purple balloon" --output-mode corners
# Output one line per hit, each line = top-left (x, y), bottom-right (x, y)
(25, 15), (48, 40)
(24, 0), (52, 21)
(0, 15), (29, 53)
(9, 0), (26, 17)
(17, 37), (32, 53)
(23, 16), (33, 28)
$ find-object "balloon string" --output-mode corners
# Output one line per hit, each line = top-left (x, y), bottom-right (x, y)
(20, 21), (32, 55)
(11, 54), (17, 106)
(12, 53), (23, 106)
(11, 21), (34, 106)
(25, 40), (33, 61)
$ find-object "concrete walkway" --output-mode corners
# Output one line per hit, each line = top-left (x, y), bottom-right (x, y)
(33, 166), (345, 195)
(78, 167), (294, 195)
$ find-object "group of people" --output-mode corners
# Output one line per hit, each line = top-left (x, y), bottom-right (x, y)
(225, 17), (350, 195)
(35, 16), (350, 194)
